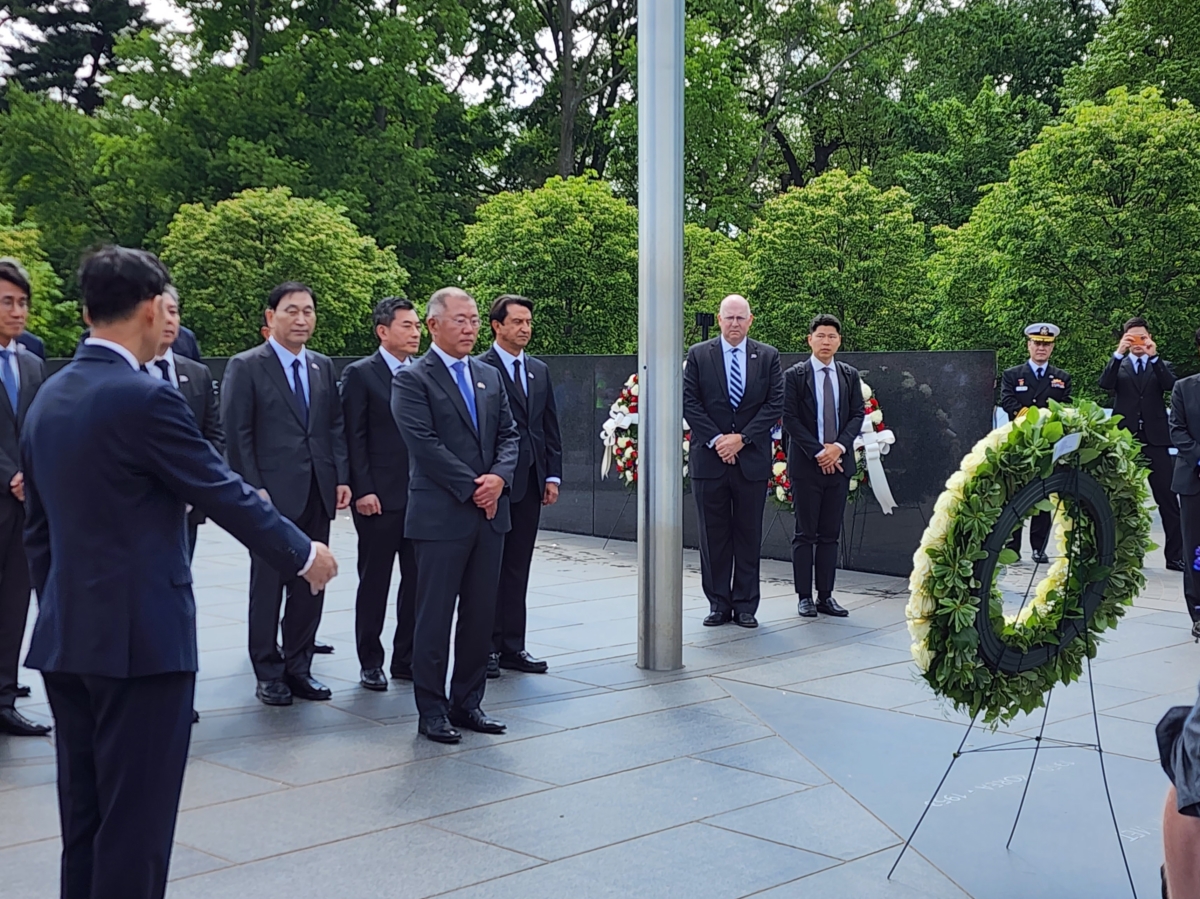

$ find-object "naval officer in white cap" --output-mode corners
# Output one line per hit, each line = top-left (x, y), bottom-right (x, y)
(998, 323), (1073, 563)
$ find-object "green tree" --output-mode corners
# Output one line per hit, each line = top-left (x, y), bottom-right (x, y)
(1065, 0), (1200, 109)
(0, 205), (80, 355)
(460, 175), (638, 355)
(929, 88), (1200, 393)
(160, 187), (407, 357)
(683, 224), (748, 347)
(747, 169), (930, 353)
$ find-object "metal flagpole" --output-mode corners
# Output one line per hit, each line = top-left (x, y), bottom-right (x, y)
(636, 0), (685, 671)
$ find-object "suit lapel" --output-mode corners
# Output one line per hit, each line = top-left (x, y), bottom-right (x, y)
(370, 351), (395, 395)
(1028, 366), (1052, 405)
(470, 358), (490, 447)
(1130, 357), (1152, 395)
(428, 354), (479, 437)
(488, 347), (527, 418)
(742, 340), (758, 403)
(260, 344), (306, 428)
(710, 339), (734, 412)
(304, 356), (323, 434)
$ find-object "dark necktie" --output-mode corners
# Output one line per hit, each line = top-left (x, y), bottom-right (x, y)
(291, 359), (309, 427)
(155, 358), (172, 386)
(512, 358), (525, 395)
(729, 349), (743, 408)
(822, 366), (837, 444)
(0, 349), (17, 412)
(1135, 358), (1145, 376)
(138, 363), (149, 374)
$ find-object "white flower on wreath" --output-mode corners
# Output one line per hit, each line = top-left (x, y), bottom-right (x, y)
(860, 382), (873, 401)
(907, 616), (931, 644)
(911, 641), (935, 672)
(869, 409), (884, 425)
(772, 461), (786, 477)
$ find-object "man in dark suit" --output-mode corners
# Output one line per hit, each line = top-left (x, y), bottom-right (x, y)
(784, 314), (864, 619)
(0, 259), (48, 737)
(1169, 329), (1200, 640)
(479, 294), (562, 676)
(78, 323), (200, 361)
(1100, 316), (1182, 571)
(22, 246), (338, 899)
(147, 286), (224, 562)
(683, 294), (784, 629)
(999, 323), (1073, 563)
(341, 297), (421, 691)
(221, 282), (351, 706)
(392, 287), (519, 743)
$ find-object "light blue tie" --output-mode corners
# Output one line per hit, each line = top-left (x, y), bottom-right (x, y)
(728, 348), (744, 408)
(0, 349), (17, 412)
(452, 361), (479, 430)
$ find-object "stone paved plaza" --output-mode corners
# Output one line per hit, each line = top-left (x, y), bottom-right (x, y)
(0, 514), (1194, 898)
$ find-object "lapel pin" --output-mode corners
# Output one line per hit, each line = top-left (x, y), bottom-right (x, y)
(179, 375), (189, 383)
(311, 362), (318, 370)
(751, 354), (757, 359)
(528, 372), (535, 379)
(477, 381), (486, 389)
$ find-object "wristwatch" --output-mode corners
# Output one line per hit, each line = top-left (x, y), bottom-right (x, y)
(741, 434), (752, 445)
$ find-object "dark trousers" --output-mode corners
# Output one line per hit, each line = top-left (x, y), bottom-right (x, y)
(494, 468), (541, 657)
(1007, 512), (1051, 555)
(186, 521), (199, 564)
(0, 496), (30, 709)
(1181, 493), (1200, 622)
(352, 508), (417, 674)
(412, 518), (504, 718)
(693, 464), (767, 615)
(1139, 440), (1183, 563)
(791, 464), (850, 599)
(248, 478), (329, 682)
(43, 670), (195, 899)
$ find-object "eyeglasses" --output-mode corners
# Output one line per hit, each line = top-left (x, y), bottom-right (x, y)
(445, 316), (481, 329)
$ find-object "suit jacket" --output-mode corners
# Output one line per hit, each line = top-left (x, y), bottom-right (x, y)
(391, 351), (520, 539)
(478, 346), (563, 501)
(1098, 354), (1177, 446)
(77, 326), (201, 362)
(220, 342), (350, 523)
(1170, 375), (1200, 496)
(21, 344), (311, 678)
(174, 354), (224, 526)
(999, 362), (1072, 418)
(340, 350), (411, 513)
(16, 331), (45, 360)
(683, 337), (784, 481)
(0, 343), (45, 490)
(783, 358), (865, 480)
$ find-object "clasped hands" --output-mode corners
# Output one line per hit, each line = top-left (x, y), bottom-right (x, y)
(816, 442), (844, 475)
(713, 433), (744, 464)
(473, 473), (505, 520)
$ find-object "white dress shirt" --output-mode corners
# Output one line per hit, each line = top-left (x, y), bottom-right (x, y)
(1027, 359), (1048, 380)
(0, 337), (22, 390)
(491, 343), (560, 485)
(378, 346), (411, 375)
(268, 336), (310, 402)
(1113, 351), (1159, 372)
(809, 355), (845, 453)
(147, 348), (178, 388)
(706, 336), (749, 450)
(429, 341), (468, 370)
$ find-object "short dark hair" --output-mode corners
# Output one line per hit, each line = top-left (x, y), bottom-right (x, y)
(1122, 316), (1149, 334)
(373, 296), (414, 331)
(79, 246), (171, 325)
(267, 281), (314, 310)
(0, 259), (31, 298)
(489, 294), (534, 325)
(810, 313), (842, 334)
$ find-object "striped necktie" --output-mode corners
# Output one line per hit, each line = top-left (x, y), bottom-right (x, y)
(728, 348), (743, 408)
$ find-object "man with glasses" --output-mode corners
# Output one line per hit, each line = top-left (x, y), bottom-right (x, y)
(683, 295), (784, 629)
(391, 288), (518, 744)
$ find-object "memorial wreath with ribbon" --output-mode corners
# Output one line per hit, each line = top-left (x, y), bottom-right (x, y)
(599, 373), (690, 486)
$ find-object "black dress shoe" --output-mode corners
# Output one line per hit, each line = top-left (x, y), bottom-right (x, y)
(797, 597), (817, 618)
(15, 684), (30, 698)
(285, 674), (332, 701)
(256, 679), (293, 706)
(703, 610), (733, 627)
(499, 651), (548, 674)
(313, 641), (334, 654)
(815, 596), (849, 617)
(390, 666), (413, 681)
(449, 707), (507, 734)
(0, 707), (51, 736)
(486, 653), (501, 679)
(360, 668), (388, 691)
(735, 612), (758, 629)
(1032, 550), (1049, 565)
(192, 709), (200, 724)
(1168, 559), (1187, 572)
(418, 716), (462, 744)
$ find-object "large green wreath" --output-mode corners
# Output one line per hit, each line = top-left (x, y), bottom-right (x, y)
(906, 400), (1152, 725)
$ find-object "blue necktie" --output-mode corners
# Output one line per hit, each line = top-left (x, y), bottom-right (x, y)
(291, 359), (309, 427)
(0, 349), (17, 412)
(728, 348), (743, 408)
(452, 361), (479, 430)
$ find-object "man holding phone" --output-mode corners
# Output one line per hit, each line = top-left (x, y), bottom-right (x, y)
(1100, 317), (1182, 572)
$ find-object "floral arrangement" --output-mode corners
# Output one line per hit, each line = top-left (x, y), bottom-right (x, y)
(767, 379), (891, 510)
(599, 373), (690, 487)
(905, 401), (1151, 725)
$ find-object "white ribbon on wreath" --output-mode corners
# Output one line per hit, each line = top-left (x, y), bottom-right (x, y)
(854, 420), (897, 514)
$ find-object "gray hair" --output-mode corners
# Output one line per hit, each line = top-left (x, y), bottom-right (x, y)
(163, 283), (179, 303)
(427, 287), (475, 321)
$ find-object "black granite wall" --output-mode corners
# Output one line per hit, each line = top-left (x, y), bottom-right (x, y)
(47, 349), (996, 577)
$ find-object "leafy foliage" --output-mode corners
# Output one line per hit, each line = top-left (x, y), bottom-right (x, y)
(0, 204), (79, 355)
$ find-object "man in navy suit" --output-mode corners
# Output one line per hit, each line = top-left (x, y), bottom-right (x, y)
(392, 287), (519, 743)
(21, 246), (339, 899)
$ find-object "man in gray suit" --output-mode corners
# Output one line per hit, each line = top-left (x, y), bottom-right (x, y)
(222, 282), (351, 706)
(1170, 327), (1200, 640)
(0, 258), (47, 736)
(392, 288), (519, 743)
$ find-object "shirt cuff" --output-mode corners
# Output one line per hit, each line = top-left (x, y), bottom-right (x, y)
(836, 442), (847, 454)
(546, 477), (561, 485)
(707, 435), (719, 449)
(1113, 352), (1126, 360)
(1150, 356), (1160, 364)
(297, 542), (318, 577)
